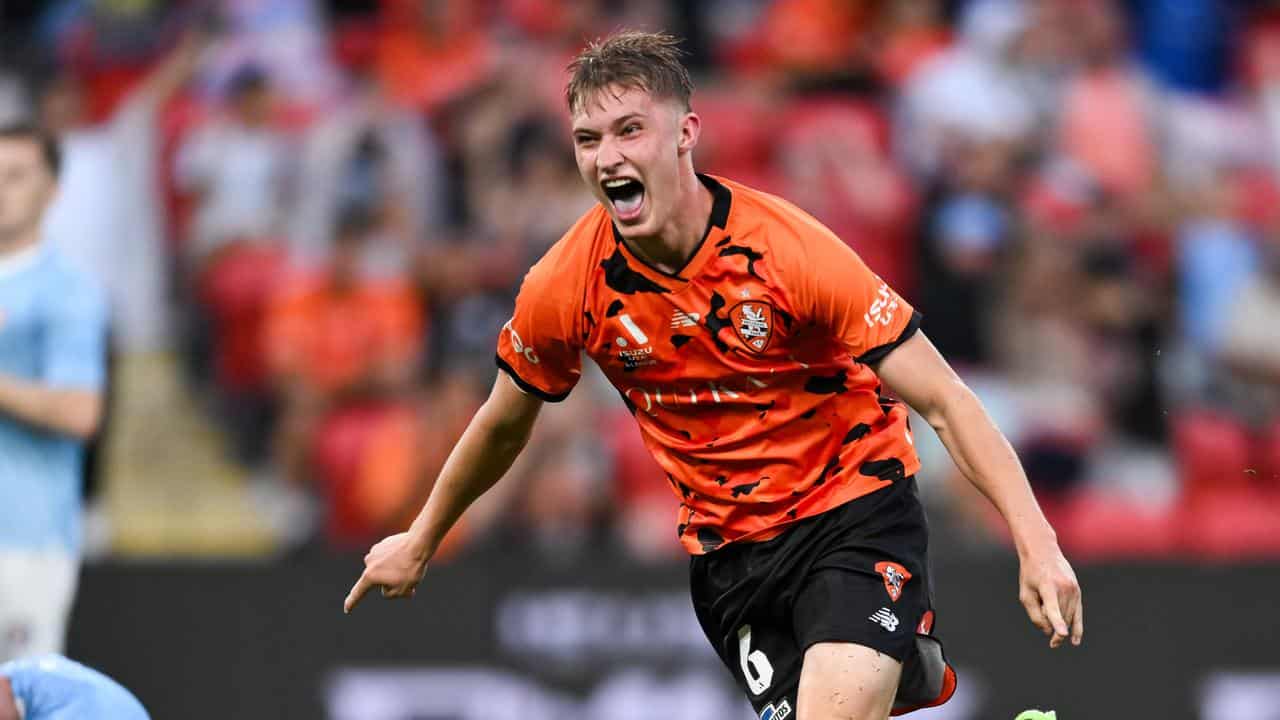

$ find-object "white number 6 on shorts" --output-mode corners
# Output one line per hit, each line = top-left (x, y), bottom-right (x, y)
(738, 625), (774, 695)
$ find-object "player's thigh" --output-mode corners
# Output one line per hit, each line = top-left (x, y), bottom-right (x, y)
(690, 550), (805, 718)
(798, 642), (901, 720)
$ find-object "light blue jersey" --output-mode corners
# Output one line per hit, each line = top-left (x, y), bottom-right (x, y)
(0, 245), (107, 553)
(1, 654), (149, 720)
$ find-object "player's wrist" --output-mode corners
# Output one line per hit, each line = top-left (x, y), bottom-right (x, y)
(404, 528), (436, 565)
(1011, 521), (1059, 561)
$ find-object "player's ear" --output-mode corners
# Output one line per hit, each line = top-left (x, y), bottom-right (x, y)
(677, 109), (701, 156)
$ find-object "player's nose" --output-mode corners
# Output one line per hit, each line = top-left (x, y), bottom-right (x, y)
(595, 135), (625, 173)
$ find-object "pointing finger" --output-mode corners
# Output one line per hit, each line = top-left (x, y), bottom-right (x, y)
(344, 573), (374, 614)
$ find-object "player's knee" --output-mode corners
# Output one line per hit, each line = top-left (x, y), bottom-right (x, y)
(797, 642), (900, 720)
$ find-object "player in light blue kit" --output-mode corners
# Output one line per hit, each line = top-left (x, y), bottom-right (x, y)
(0, 123), (107, 661)
(0, 654), (149, 720)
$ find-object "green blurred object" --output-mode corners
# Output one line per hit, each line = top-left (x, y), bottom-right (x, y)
(1015, 711), (1056, 720)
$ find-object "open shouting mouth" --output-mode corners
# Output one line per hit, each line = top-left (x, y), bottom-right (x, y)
(602, 177), (646, 223)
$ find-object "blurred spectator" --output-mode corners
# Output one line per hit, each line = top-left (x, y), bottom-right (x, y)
(608, 402), (683, 562)
(1174, 171), (1260, 359)
(485, 116), (593, 263)
(373, 0), (496, 113)
(748, 0), (875, 81)
(265, 209), (423, 488)
(1134, 0), (1238, 96)
(916, 136), (1020, 366)
(1056, 1), (1160, 201)
(497, 385), (615, 563)
(0, 124), (107, 660)
(39, 30), (208, 351)
(1220, 232), (1280, 417)
(193, 240), (289, 463)
(993, 236), (1103, 499)
(873, 0), (952, 88)
(775, 98), (917, 293)
(291, 79), (446, 262)
(897, 0), (1035, 177)
(198, 0), (341, 108)
(175, 64), (292, 265)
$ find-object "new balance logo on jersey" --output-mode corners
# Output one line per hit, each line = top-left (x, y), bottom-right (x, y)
(670, 309), (701, 328)
(760, 699), (793, 720)
(869, 607), (900, 632)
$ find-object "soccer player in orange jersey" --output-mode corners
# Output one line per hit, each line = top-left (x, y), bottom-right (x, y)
(345, 31), (1083, 720)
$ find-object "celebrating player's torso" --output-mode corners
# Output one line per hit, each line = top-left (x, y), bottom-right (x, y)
(498, 174), (921, 554)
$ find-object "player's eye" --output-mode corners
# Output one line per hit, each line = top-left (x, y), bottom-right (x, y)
(574, 134), (598, 147)
(621, 124), (640, 136)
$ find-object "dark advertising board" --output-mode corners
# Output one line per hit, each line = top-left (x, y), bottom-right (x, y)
(67, 546), (1280, 719)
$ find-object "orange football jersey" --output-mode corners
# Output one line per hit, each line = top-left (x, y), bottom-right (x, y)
(496, 174), (921, 554)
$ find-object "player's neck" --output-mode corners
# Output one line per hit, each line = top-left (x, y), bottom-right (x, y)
(625, 168), (714, 274)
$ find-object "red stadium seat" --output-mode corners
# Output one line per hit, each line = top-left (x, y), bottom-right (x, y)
(1056, 490), (1178, 560)
(692, 90), (777, 184)
(1257, 420), (1280, 490)
(1166, 411), (1280, 558)
(1172, 410), (1254, 500)
(1177, 486), (1280, 559)
(196, 242), (290, 393)
(605, 408), (669, 506)
(312, 402), (420, 548)
(778, 96), (891, 152)
(773, 97), (916, 296)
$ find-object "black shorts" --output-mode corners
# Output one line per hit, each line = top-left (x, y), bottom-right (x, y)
(690, 476), (956, 718)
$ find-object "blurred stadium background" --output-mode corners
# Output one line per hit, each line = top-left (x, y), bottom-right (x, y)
(1, 0), (1279, 717)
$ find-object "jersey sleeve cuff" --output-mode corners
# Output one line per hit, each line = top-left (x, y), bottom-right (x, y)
(856, 310), (923, 366)
(494, 355), (572, 402)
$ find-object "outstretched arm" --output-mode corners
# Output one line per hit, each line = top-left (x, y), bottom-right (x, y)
(128, 28), (212, 111)
(344, 371), (544, 613)
(873, 331), (1084, 649)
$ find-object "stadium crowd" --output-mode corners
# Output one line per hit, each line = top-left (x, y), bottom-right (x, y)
(2, 0), (1279, 564)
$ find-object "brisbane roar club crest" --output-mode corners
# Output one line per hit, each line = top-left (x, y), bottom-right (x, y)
(875, 561), (912, 603)
(730, 300), (774, 352)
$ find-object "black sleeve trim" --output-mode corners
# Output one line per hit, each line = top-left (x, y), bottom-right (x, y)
(495, 355), (572, 402)
(857, 310), (923, 366)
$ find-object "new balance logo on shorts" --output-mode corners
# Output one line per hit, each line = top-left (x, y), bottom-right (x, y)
(869, 607), (900, 632)
(760, 698), (792, 720)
